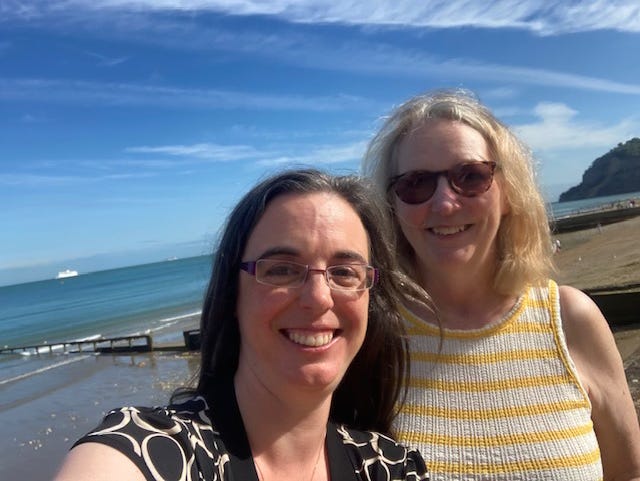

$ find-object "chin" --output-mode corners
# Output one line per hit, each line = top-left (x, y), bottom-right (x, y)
(292, 366), (347, 392)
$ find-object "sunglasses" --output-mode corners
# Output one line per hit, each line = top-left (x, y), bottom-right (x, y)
(387, 161), (497, 205)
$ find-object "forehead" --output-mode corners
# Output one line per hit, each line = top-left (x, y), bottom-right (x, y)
(244, 192), (370, 261)
(395, 119), (489, 171)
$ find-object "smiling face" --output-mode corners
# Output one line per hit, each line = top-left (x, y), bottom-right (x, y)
(235, 192), (371, 401)
(393, 119), (509, 284)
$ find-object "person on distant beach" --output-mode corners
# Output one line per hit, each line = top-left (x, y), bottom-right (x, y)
(362, 89), (640, 481)
(53, 169), (430, 481)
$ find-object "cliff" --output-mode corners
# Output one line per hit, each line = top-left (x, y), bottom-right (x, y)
(559, 137), (640, 202)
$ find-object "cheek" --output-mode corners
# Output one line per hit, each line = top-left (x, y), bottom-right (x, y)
(394, 200), (427, 229)
(344, 294), (370, 342)
(236, 280), (287, 332)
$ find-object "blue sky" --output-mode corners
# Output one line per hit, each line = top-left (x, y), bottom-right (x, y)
(2, 1), (640, 286)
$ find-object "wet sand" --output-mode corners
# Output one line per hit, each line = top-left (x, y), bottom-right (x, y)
(1, 351), (201, 480)
(553, 215), (640, 418)
(0, 316), (201, 481)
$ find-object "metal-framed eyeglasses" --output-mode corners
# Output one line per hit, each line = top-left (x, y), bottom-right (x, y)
(240, 259), (378, 291)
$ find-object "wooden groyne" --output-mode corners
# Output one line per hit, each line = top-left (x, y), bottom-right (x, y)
(586, 286), (640, 327)
(0, 330), (201, 356)
(551, 204), (640, 233)
(0, 334), (153, 355)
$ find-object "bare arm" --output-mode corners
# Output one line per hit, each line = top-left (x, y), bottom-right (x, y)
(53, 443), (146, 481)
(559, 285), (640, 481)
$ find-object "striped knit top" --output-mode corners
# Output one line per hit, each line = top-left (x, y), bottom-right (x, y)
(393, 280), (603, 481)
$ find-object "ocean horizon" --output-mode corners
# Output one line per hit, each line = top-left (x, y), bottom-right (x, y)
(4, 189), (640, 291)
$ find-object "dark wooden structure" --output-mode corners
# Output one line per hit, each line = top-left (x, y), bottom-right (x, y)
(586, 287), (640, 327)
(551, 205), (640, 233)
(0, 334), (153, 355)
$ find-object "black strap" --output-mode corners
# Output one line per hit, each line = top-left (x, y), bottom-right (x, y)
(209, 380), (360, 481)
(327, 422), (360, 481)
(209, 379), (259, 481)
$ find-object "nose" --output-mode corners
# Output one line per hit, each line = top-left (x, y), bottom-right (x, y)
(428, 175), (460, 215)
(298, 270), (335, 310)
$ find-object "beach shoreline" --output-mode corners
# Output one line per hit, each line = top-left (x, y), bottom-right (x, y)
(0, 320), (201, 480)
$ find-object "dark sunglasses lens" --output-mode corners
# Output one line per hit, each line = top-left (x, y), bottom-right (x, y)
(450, 163), (494, 196)
(394, 172), (437, 204)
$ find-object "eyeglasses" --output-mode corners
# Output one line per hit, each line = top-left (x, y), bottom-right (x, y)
(240, 259), (378, 291)
(387, 161), (497, 205)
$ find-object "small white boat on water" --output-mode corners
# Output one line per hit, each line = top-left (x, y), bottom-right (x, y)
(56, 269), (79, 279)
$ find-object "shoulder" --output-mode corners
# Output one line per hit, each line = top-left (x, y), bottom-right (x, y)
(95, 396), (213, 435)
(557, 284), (624, 399)
(53, 442), (147, 481)
(557, 285), (612, 350)
(68, 397), (220, 481)
(335, 425), (429, 480)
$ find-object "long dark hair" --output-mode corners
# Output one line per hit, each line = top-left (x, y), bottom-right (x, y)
(193, 169), (414, 434)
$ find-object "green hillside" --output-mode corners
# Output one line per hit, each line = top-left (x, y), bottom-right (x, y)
(559, 138), (640, 202)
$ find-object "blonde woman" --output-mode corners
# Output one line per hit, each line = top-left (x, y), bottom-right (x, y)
(363, 89), (640, 481)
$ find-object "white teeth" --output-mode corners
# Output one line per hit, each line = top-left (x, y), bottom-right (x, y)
(287, 331), (334, 347)
(431, 225), (467, 235)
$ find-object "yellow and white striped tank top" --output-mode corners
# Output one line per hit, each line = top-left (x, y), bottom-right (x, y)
(394, 280), (602, 480)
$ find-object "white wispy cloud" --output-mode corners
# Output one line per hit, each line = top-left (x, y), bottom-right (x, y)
(20, 113), (47, 123)
(3, 6), (639, 97)
(4, 0), (639, 35)
(124, 139), (367, 167)
(84, 50), (130, 67)
(1, 138), (365, 184)
(125, 143), (264, 161)
(0, 171), (155, 187)
(279, 43), (640, 95)
(515, 101), (640, 151)
(255, 140), (367, 167)
(0, 78), (371, 111)
(0, 173), (84, 186)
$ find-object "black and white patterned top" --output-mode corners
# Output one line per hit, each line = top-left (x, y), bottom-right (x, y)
(74, 382), (429, 481)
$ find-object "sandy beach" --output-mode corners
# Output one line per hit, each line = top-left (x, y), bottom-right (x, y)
(553, 214), (640, 418)
(0, 318), (201, 480)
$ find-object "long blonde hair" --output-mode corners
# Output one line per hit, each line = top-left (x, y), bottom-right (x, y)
(362, 89), (554, 296)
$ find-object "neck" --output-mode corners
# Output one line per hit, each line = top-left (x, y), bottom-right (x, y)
(420, 269), (517, 330)
(234, 374), (330, 481)
(254, 434), (325, 481)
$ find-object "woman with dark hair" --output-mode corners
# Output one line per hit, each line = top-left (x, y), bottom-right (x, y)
(363, 89), (640, 481)
(53, 169), (430, 481)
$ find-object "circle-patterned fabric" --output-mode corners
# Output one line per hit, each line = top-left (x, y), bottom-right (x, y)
(74, 396), (429, 481)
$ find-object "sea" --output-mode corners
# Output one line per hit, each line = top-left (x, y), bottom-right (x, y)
(0, 191), (639, 479)
(0, 255), (212, 479)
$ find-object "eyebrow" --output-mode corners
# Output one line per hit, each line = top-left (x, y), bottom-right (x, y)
(257, 247), (369, 264)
